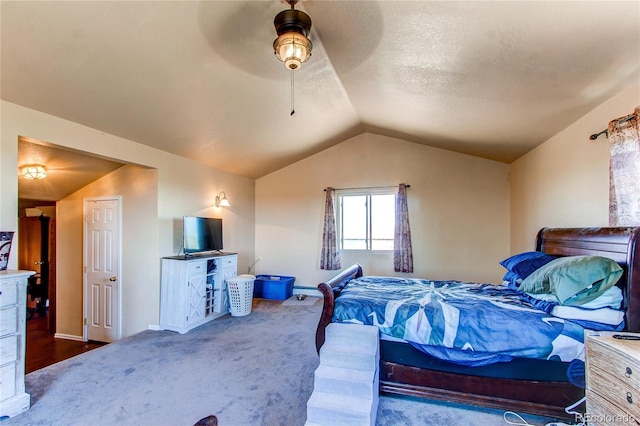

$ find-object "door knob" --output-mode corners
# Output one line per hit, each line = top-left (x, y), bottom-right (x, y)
(109, 276), (117, 281)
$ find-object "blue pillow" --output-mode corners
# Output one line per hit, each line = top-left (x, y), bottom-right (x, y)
(500, 251), (558, 288)
(502, 271), (521, 290)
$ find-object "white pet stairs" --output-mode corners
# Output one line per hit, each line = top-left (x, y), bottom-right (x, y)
(306, 323), (380, 426)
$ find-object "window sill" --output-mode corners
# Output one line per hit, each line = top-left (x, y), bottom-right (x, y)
(339, 250), (393, 254)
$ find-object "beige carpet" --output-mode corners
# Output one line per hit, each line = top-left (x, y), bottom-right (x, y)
(281, 295), (319, 306)
(4, 299), (557, 425)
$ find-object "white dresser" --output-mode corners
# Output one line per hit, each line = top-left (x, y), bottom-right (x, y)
(0, 270), (34, 419)
(160, 253), (237, 334)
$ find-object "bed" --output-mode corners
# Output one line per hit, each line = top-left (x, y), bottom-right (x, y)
(315, 227), (640, 420)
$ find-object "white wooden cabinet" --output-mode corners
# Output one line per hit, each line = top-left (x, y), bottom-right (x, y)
(0, 270), (34, 419)
(160, 253), (237, 334)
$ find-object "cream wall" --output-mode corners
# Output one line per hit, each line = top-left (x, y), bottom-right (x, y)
(5, 84), (637, 338)
(510, 85), (640, 253)
(56, 165), (158, 339)
(255, 133), (510, 288)
(1, 101), (255, 339)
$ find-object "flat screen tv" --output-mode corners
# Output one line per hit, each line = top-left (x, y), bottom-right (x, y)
(183, 216), (223, 255)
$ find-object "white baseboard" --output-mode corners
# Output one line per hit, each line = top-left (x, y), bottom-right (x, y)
(0, 392), (30, 418)
(292, 287), (322, 298)
(147, 324), (162, 331)
(54, 333), (84, 342)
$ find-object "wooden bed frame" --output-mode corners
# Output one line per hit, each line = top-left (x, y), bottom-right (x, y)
(315, 227), (640, 419)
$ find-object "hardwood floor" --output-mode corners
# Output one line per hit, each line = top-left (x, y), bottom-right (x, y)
(26, 312), (106, 374)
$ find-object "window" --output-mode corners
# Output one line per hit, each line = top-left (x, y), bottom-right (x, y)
(337, 189), (395, 251)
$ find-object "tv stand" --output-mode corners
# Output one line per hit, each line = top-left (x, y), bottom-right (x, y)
(160, 253), (237, 333)
(170, 251), (230, 260)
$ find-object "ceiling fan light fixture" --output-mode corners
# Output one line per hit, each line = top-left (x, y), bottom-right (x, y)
(273, 1), (312, 71)
(274, 32), (312, 70)
(21, 164), (47, 180)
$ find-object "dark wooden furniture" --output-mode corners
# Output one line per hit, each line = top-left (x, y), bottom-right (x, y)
(18, 215), (56, 331)
(315, 227), (640, 420)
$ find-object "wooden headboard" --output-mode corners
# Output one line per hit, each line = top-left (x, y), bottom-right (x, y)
(535, 227), (640, 331)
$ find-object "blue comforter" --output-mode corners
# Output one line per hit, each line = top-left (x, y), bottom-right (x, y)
(332, 276), (587, 367)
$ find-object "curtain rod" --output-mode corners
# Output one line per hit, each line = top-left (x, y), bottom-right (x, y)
(589, 114), (635, 141)
(324, 185), (410, 192)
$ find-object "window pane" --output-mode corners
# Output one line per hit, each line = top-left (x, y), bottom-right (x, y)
(343, 239), (367, 250)
(371, 194), (395, 251)
(371, 194), (395, 238)
(371, 239), (394, 250)
(342, 195), (367, 240)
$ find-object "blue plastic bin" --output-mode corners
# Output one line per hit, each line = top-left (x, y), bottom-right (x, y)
(253, 275), (295, 300)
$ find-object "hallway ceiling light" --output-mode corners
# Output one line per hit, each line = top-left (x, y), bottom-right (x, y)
(21, 164), (48, 180)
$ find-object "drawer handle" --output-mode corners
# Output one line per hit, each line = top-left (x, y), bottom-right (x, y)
(627, 392), (634, 404)
(626, 367), (633, 378)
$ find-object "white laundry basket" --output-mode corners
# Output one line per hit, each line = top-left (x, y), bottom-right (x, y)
(226, 274), (256, 317)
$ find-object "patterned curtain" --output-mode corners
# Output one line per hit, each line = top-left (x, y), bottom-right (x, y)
(320, 187), (341, 270)
(394, 183), (413, 273)
(609, 106), (640, 226)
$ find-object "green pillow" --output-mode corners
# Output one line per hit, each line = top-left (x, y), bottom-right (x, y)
(519, 256), (623, 306)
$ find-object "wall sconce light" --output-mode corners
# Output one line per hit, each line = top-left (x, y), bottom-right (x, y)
(215, 191), (230, 207)
(21, 164), (48, 180)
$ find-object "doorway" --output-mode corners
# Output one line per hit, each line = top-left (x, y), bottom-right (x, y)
(18, 213), (56, 332)
(18, 137), (126, 370)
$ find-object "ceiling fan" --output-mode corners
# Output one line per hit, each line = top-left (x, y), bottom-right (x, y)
(271, 0), (313, 115)
(272, 0), (313, 71)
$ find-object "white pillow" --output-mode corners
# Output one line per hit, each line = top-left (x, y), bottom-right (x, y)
(527, 285), (623, 310)
(550, 305), (624, 326)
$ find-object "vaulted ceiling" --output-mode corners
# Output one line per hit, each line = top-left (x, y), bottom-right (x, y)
(2, 1), (639, 184)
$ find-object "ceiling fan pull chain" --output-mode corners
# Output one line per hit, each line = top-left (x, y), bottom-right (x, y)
(290, 69), (295, 116)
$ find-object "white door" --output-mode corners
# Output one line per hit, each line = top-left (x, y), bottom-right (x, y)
(84, 197), (121, 342)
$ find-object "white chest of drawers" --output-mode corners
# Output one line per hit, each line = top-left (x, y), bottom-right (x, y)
(585, 331), (640, 425)
(0, 270), (34, 419)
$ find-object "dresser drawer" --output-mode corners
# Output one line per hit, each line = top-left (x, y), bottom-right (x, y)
(0, 335), (18, 365)
(0, 280), (17, 307)
(588, 362), (640, 419)
(586, 389), (640, 425)
(587, 336), (640, 391)
(0, 306), (17, 337)
(187, 261), (207, 276)
(0, 362), (16, 401)
(218, 256), (236, 268)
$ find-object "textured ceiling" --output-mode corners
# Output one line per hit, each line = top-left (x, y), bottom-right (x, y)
(2, 1), (639, 181)
(18, 138), (126, 202)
